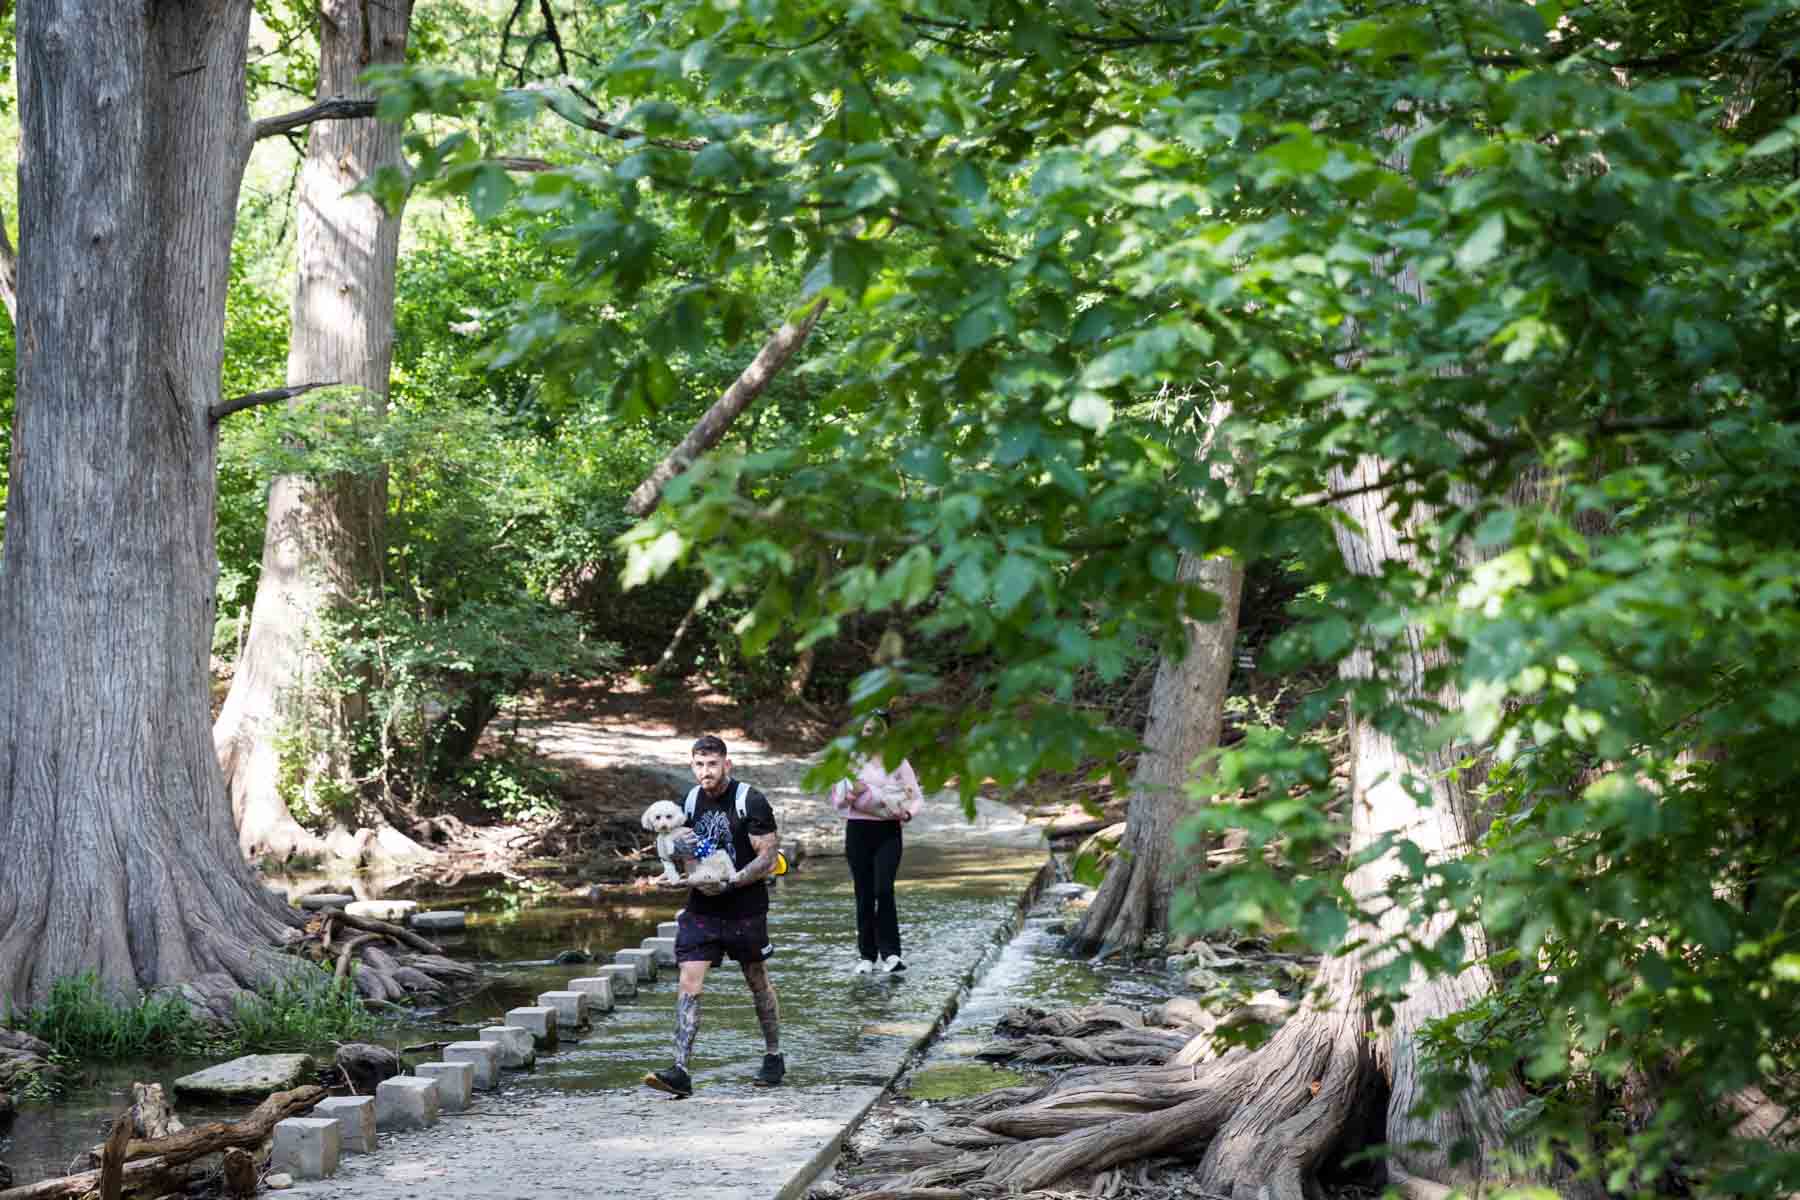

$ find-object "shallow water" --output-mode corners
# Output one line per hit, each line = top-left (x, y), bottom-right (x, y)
(0, 842), (1048, 1186)
(909, 884), (1170, 1085)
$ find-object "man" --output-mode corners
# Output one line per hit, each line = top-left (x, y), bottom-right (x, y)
(643, 734), (785, 1098)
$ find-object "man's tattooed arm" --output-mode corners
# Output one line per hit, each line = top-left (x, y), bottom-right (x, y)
(731, 830), (781, 888)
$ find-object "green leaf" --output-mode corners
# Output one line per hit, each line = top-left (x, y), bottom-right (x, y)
(992, 555), (1038, 615)
(1456, 212), (1505, 270)
(467, 164), (514, 223)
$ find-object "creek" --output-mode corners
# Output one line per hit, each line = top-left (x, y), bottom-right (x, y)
(0, 841), (1139, 1188)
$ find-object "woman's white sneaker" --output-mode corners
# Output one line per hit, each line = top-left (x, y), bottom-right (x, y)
(880, 954), (907, 973)
(853, 958), (876, 975)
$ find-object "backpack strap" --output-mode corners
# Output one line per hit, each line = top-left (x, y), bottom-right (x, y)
(684, 785), (701, 821)
(735, 781), (749, 820)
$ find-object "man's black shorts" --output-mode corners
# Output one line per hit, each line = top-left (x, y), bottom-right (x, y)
(675, 909), (773, 966)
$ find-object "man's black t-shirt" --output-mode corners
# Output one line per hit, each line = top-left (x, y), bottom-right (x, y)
(681, 779), (777, 918)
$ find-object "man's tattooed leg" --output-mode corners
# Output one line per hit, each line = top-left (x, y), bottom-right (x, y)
(744, 962), (780, 1053)
(673, 991), (701, 1069)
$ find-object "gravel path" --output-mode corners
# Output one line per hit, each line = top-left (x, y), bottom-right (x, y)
(518, 711), (1040, 856)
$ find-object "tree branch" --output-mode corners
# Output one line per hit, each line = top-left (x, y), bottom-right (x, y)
(253, 96), (378, 141)
(625, 297), (829, 517)
(209, 381), (338, 425)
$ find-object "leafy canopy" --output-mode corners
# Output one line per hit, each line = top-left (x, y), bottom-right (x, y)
(373, 0), (1800, 1190)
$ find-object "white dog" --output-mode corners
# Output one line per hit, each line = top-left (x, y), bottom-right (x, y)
(640, 800), (735, 885)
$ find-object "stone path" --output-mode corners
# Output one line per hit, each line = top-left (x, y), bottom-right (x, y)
(286, 1083), (885, 1200)
(285, 722), (1047, 1200)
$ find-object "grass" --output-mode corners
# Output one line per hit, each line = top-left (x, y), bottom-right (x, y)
(6, 968), (382, 1065)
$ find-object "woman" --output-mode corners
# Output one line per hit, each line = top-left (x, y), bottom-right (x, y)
(831, 712), (924, 975)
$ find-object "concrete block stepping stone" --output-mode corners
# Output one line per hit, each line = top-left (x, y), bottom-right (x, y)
(567, 976), (615, 1012)
(596, 963), (638, 997)
(415, 1061), (474, 1111)
(344, 898), (418, 923)
(640, 936), (677, 967)
(657, 920), (680, 939)
(538, 990), (589, 1029)
(614, 947), (658, 981)
(174, 1053), (315, 1101)
(375, 1075), (440, 1130)
(271, 1117), (341, 1179)
(444, 1040), (502, 1090)
(297, 893), (354, 911)
(312, 1095), (376, 1154)
(480, 1025), (536, 1069)
(411, 909), (467, 932)
(505, 1005), (559, 1049)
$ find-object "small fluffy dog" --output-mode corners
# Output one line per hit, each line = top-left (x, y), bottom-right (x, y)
(640, 800), (735, 885)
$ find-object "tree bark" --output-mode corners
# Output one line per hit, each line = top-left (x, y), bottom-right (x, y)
(1067, 401), (1247, 958)
(0, 0), (307, 1009)
(213, 0), (424, 864)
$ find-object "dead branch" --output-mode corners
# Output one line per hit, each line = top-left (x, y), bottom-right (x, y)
(253, 97), (378, 141)
(334, 932), (385, 982)
(326, 908), (443, 955)
(6, 1088), (324, 1200)
(625, 296), (829, 517)
(208, 381), (338, 424)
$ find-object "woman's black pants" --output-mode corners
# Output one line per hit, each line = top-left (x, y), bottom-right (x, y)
(845, 819), (904, 962)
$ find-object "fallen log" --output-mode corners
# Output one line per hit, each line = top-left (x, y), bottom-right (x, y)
(3, 1087), (325, 1200)
(97, 1110), (132, 1200)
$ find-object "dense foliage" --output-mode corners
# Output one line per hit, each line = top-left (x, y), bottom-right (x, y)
(368, 0), (1800, 1191)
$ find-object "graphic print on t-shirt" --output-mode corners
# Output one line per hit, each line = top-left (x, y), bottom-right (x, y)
(693, 808), (736, 868)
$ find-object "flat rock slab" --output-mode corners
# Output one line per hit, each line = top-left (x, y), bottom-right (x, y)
(412, 910), (467, 932)
(175, 1053), (316, 1101)
(281, 1084), (882, 1200)
(297, 894), (355, 910)
(344, 899), (418, 923)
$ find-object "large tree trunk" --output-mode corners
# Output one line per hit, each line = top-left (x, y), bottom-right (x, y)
(1327, 457), (1531, 1189)
(213, 0), (422, 864)
(0, 0), (305, 1008)
(1067, 401), (1247, 958)
(1065, 548), (1244, 958)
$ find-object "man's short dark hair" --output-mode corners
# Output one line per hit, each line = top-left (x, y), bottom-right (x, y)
(691, 735), (728, 757)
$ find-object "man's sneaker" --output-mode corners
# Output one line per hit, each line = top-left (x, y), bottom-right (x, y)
(643, 1064), (693, 1098)
(880, 954), (907, 974)
(752, 1053), (786, 1087)
(853, 958), (876, 976)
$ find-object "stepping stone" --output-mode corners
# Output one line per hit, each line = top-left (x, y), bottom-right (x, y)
(538, 990), (589, 1029)
(614, 948), (658, 981)
(657, 920), (680, 939)
(271, 1117), (341, 1180)
(174, 1053), (315, 1101)
(412, 909), (467, 932)
(443, 1040), (502, 1090)
(298, 893), (354, 911)
(312, 1095), (376, 1154)
(640, 936), (677, 967)
(416, 1061), (474, 1111)
(480, 1025), (536, 1069)
(506, 1005), (559, 1049)
(596, 964), (638, 997)
(375, 1075), (440, 1130)
(567, 976), (615, 1012)
(344, 899), (418, 923)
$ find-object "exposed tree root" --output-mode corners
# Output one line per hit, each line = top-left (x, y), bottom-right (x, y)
(853, 955), (1548, 1200)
